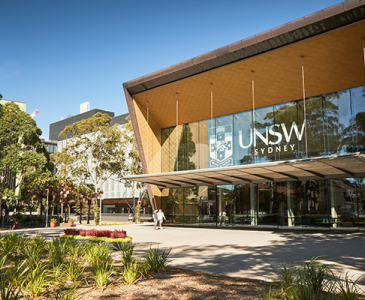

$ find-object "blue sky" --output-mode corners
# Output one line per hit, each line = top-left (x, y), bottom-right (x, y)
(1, 0), (343, 140)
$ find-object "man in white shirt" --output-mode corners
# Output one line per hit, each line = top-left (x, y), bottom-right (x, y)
(157, 209), (166, 229)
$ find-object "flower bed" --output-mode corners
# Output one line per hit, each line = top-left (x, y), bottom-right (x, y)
(60, 228), (132, 243)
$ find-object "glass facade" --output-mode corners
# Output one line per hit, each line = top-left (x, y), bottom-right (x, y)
(158, 85), (365, 229)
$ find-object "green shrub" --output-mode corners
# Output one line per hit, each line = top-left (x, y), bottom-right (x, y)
(335, 272), (364, 300)
(53, 287), (80, 300)
(3, 258), (28, 288)
(296, 257), (335, 296)
(137, 259), (150, 279)
(22, 263), (51, 297)
(92, 262), (115, 291)
(122, 261), (140, 285)
(65, 239), (84, 259)
(115, 242), (135, 266)
(84, 242), (111, 264)
(47, 239), (68, 267)
(65, 261), (85, 282)
(0, 233), (25, 265)
(0, 279), (21, 300)
(145, 246), (172, 272)
(60, 235), (132, 244)
(260, 257), (364, 299)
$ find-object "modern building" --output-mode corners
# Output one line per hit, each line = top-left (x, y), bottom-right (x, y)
(49, 104), (144, 222)
(123, 0), (365, 230)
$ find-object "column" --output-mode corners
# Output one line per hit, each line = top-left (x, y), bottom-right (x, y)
(329, 179), (338, 228)
(287, 182), (295, 227)
(250, 184), (257, 225)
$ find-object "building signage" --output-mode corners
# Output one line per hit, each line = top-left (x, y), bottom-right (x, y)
(239, 121), (305, 155)
(208, 121), (305, 168)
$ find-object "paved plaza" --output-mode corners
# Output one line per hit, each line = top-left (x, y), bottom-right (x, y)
(3, 224), (365, 286)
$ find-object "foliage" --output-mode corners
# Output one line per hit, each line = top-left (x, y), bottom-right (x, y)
(64, 228), (126, 238)
(22, 263), (51, 297)
(84, 242), (111, 264)
(65, 261), (85, 282)
(136, 259), (150, 279)
(0, 233), (174, 298)
(65, 239), (84, 259)
(92, 262), (115, 291)
(122, 261), (140, 285)
(144, 246), (172, 272)
(52, 113), (126, 221)
(12, 212), (23, 222)
(0, 102), (52, 204)
(0, 280), (21, 300)
(47, 238), (68, 267)
(116, 242), (135, 266)
(61, 235), (132, 244)
(118, 116), (146, 213)
(260, 257), (364, 299)
(3, 258), (28, 288)
(335, 272), (364, 300)
(53, 288), (80, 300)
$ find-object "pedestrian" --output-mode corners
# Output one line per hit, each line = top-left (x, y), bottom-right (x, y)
(220, 210), (226, 226)
(153, 209), (158, 230)
(157, 209), (166, 229)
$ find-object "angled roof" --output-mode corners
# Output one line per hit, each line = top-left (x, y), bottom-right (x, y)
(123, 0), (365, 96)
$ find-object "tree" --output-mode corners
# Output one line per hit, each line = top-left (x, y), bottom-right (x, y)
(74, 183), (97, 224)
(52, 113), (125, 223)
(118, 116), (145, 213)
(0, 102), (51, 220)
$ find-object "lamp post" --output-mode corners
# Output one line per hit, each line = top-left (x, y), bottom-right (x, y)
(45, 189), (49, 228)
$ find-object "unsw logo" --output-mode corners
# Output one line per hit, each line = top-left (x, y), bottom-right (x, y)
(209, 125), (233, 168)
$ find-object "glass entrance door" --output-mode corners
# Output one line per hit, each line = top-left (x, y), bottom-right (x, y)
(257, 183), (277, 227)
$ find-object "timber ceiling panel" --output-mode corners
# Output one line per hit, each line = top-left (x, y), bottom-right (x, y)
(133, 21), (365, 130)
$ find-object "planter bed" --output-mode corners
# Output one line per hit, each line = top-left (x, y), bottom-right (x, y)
(60, 234), (132, 244)
(60, 228), (132, 247)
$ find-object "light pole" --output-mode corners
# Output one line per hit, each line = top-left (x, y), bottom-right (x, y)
(45, 189), (49, 228)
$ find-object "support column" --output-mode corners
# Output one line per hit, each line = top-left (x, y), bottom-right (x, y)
(287, 182), (295, 227)
(330, 179), (338, 228)
(250, 184), (257, 225)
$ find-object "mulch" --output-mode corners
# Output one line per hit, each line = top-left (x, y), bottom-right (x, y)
(75, 268), (264, 300)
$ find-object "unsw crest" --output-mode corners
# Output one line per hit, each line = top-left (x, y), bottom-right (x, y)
(209, 125), (233, 167)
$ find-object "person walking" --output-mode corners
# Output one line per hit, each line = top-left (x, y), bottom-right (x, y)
(157, 209), (166, 229)
(153, 209), (158, 230)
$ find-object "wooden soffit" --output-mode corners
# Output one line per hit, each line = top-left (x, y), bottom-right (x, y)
(132, 19), (365, 130)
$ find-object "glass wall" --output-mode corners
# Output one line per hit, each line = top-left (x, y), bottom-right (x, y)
(158, 85), (365, 229)
(162, 85), (365, 171)
(159, 178), (365, 229)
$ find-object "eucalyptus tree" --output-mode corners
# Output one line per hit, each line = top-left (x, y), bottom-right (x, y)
(0, 102), (51, 219)
(52, 113), (125, 222)
(118, 116), (145, 213)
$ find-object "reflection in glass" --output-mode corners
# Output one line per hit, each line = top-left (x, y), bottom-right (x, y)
(350, 86), (365, 153)
(234, 111), (253, 165)
(324, 90), (351, 154)
(199, 121), (209, 169)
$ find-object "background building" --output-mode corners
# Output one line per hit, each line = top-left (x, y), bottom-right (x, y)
(123, 0), (365, 230)
(49, 103), (145, 222)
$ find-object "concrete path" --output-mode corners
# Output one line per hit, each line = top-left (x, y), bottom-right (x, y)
(3, 224), (365, 286)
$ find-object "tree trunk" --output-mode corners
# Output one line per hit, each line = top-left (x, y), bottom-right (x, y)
(80, 201), (83, 225)
(87, 202), (90, 224)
